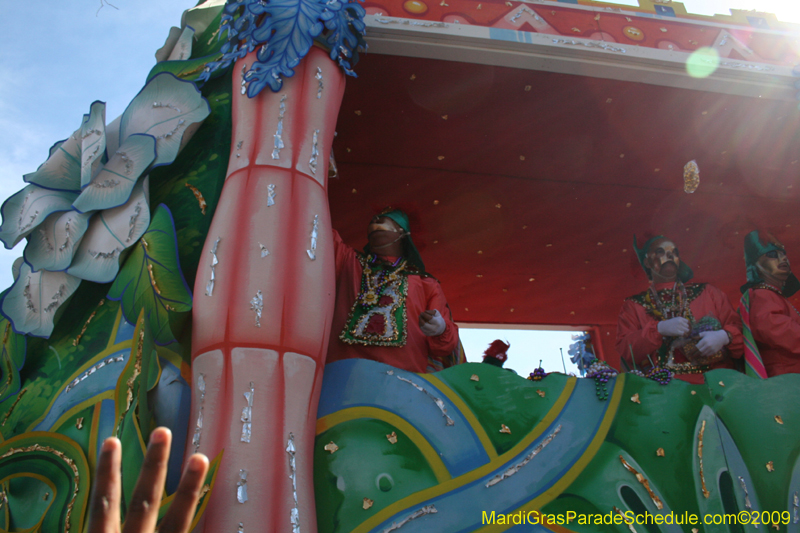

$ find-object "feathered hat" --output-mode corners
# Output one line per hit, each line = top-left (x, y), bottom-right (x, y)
(741, 230), (800, 296)
(482, 340), (510, 367)
(633, 234), (694, 282)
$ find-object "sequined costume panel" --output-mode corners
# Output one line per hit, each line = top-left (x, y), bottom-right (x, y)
(327, 231), (458, 373)
(616, 282), (743, 384)
(746, 288), (800, 376)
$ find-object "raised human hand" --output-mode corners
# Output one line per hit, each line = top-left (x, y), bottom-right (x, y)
(696, 329), (729, 357)
(88, 427), (209, 533)
(657, 317), (690, 337)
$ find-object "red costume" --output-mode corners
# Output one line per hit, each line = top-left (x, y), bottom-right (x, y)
(745, 287), (800, 376)
(616, 283), (744, 384)
(326, 231), (459, 373)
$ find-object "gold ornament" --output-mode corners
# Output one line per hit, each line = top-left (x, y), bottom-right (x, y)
(324, 442), (339, 454)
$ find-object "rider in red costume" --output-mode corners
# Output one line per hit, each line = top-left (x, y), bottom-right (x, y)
(739, 230), (800, 376)
(327, 209), (460, 373)
(616, 235), (743, 384)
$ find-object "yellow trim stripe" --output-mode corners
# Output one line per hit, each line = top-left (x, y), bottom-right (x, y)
(316, 406), (451, 484)
(473, 374), (626, 533)
(27, 307), (127, 432)
(417, 373), (498, 461)
(26, 346), (133, 433)
(351, 378), (577, 533)
(50, 392), (113, 433)
(88, 402), (102, 476)
(0, 472), (56, 531)
(107, 306), (123, 347)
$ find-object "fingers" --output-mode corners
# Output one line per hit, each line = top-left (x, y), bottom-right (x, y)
(123, 428), (172, 533)
(418, 310), (435, 326)
(695, 338), (713, 356)
(88, 438), (122, 533)
(157, 454), (209, 533)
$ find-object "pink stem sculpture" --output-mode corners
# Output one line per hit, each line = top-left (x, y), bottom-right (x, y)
(187, 45), (345, 532)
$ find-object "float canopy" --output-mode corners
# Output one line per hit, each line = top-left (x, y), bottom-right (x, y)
(329, 53), (800, 367)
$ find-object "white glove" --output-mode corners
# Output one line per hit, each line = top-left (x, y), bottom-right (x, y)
(657, 317), (689, 337)
(696, 330), (729, 357)
(420, 310), (446, 336)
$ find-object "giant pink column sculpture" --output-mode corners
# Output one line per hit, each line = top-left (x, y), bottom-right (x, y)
(188, 45), (345, 532)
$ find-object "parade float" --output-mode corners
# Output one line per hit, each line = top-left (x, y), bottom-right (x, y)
(1, 0), (800, 531)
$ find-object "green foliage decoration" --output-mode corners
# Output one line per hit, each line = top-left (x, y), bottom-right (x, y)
(108, 205), (193, 346)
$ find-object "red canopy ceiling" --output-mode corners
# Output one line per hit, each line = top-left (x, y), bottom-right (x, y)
(328, 53), (800, 366)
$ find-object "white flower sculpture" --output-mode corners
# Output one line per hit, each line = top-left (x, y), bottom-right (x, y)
(0, 73), (210, 337)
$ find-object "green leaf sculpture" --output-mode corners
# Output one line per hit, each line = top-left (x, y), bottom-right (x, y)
(114, 310), (153, 517)
(107, 204), (192, 345)
(0, 432), (90, 533)
(0, 317), (25, 404)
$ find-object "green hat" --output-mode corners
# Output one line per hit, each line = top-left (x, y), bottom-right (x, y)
(741, 230), (800, 296)
(633, 235), (694, 282)
(366, 209), (426, 274)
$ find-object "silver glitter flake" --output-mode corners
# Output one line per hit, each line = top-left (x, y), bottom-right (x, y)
(737, 477), (757, 528)
(552, 38), (626, 53)
(395, 375), (454, 426)
(309, 129), (320, 175)
(65, 355), (126, 393)
(306, 215), (319, 260)
(44, 284), (67, 313)
(237, 469), (249, 503)
(238, 523), (245, 533)
(250, 290), (263, 327)
(287, 433), (300, 533)
(59, 219), (72, 251)
(794, 491), (799, 523)
(89, 248), (122, 260)
(241, 382), (254, 443)
(127, 204), (142, 243)
(241, 64), (248, 95)
(272, 95), (287, 160)
(510, 6), (540, 23)
(90, 179), (121, 189)
(155, 119), (186, 141)
(267, 184), (276, 207)
(719, 61), (774, 72)
(205, 237), (220, 297)
(382, 505), (438, 533)
(116, 151), (134, 175)
(259, 243), (270, 258)
(192, 373), (206, 452)
(374, 16), (448, 28)
(315, 67), (324, 99)
(485, 425), (561, 487)
(152, 102), (182, 113)
(23, 279), (35, 312)
(18, 210), (40, 234)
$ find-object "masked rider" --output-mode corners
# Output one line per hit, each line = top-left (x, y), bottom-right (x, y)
(327, 209), (460, 373)
(739, 231), (800, 376)
(616, 235), (743, 383)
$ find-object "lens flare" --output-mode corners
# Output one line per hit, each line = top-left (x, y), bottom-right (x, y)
(686, 47), (720, 78)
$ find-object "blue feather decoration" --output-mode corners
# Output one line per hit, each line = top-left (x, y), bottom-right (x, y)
(199, 0), (367, 96)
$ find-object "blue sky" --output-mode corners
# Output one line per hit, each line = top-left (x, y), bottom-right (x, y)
(0, 0), (192, 291)
(0, 0), (796, 369)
